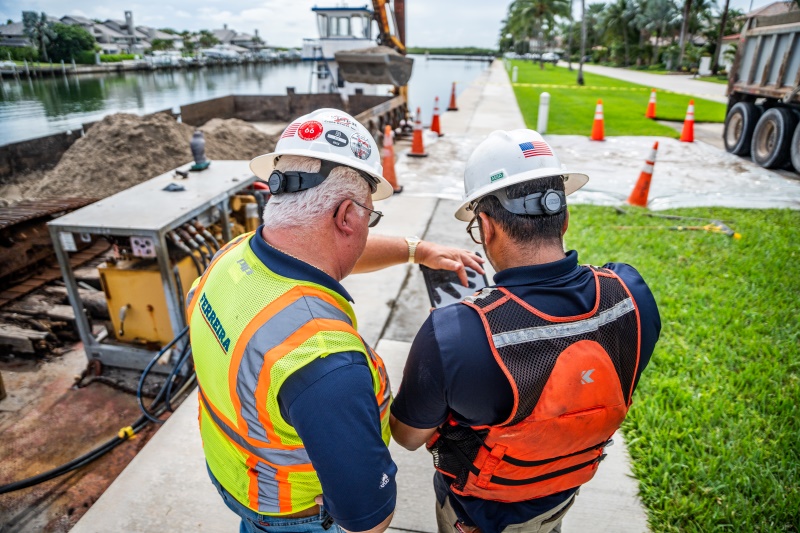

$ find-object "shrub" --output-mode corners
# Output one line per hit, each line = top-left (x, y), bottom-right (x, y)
(0, 45), (39, 62)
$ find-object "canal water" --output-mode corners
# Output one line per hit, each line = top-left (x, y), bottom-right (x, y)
(0, 55), (490, 146)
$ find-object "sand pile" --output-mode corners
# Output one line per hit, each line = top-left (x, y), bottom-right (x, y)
(27, 113), (278, 199)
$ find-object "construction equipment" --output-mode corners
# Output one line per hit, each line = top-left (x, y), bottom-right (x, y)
(334, 0), (413, 87)
(48, 161), (262, 372)
(724, 3), (800, 172)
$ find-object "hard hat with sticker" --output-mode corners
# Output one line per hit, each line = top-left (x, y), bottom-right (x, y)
(249, 108), (393, 201)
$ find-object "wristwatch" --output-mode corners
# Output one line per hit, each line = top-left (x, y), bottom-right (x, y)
(405, 236), (421, 264)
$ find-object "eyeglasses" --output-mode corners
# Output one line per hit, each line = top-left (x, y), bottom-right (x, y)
(466, 214), (483, 244)
(350, 199), (383, 227)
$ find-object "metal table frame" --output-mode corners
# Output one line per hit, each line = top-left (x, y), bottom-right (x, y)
(47, 161), (257, 372)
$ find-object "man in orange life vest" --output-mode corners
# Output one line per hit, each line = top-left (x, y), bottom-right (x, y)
(390, 129), (661, 533)
(187, 109), (484, 533)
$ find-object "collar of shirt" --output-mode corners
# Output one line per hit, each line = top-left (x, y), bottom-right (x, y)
(249, 225), (355, 303)
(492, 249), (582, 287)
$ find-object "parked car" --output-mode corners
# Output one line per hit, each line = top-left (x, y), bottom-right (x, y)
(542, 52), (559, 64)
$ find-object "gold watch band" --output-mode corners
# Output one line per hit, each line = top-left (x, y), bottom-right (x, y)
(405, 236), (421, 264)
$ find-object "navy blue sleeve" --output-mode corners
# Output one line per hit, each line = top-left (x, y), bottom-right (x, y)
(604, 262), (661, 389)
(279, 352), (397, 532)
(391, 313), (450, 428)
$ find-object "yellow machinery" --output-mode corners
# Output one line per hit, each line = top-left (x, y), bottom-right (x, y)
(99, 254), (201, 346)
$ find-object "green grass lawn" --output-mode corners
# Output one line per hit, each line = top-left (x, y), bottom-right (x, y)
(696, 75), (731, 85)
(567, 205), (800, 532)
(509, 61), (727, 138)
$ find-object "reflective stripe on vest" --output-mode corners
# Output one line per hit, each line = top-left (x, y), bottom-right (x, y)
(190, 232), (391, 515)
(429, 266), (641, 501)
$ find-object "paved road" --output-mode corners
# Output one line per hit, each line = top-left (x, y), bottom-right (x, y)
(558, 62), (729, 104)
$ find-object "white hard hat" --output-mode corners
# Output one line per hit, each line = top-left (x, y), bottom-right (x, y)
(250, 108), (393, 201)
(454, 129), (589, 221)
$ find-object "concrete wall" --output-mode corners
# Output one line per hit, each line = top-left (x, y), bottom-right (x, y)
(0, 130), (83, 184)
(180, 96), (236, 127)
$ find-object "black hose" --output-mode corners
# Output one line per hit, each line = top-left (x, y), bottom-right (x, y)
(136, 326), (190, 424)
(169, 231), (204, 276)
(163, 342), (193, 412)
(0, 326), (194, 495)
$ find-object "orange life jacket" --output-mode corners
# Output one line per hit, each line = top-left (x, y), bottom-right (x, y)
(427, 266), (641, 502)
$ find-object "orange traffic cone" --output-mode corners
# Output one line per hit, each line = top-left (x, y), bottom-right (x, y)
(431, 97), (443, 137)
(680, 100), (695, 142)
(382, 125), (403, 193)
(590, 99), (605, 141)
(627, 141), (659, 207)
(645, 89), (657, 119)
(447, 82), (458, 111)
(408, 107), (428, 158)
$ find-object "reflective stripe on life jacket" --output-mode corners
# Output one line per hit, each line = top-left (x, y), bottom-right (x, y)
(427, 266), (641, 502)
(189, 232), (391, 515)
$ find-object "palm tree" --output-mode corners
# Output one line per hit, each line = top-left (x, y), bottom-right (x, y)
(578, 0), (587, 84)
(643, 0), (678, 65)
(603, 0), (634, 66)
(677, 0), (693, 68)
(506, 0), (570, 67)
(22, 11), (55, 62)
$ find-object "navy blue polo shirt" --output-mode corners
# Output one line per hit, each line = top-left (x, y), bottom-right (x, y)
(248, 228), (397, 532)
(391, 250), (660, 533)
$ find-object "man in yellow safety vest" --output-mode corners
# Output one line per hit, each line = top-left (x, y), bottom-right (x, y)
(187, 108), (484, 533)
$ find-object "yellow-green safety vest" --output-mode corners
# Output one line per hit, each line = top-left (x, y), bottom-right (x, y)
(186, 232), (391, 515)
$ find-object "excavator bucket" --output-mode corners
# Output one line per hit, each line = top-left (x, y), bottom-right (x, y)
(335, 46), (414, 86)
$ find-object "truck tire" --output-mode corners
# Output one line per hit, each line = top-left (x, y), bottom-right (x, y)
(751, 107), (798, 169)
(791, 121), (800, 174)
(724, 102), (761, 155)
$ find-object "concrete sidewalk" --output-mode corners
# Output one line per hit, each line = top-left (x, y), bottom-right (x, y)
(71, 61), (650, 533)
(558, 62), (729, 103)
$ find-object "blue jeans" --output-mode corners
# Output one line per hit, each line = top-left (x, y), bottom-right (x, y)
(207, 465), (345, 533)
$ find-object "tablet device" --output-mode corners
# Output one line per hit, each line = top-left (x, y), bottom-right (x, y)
(420, 252), (489, 308)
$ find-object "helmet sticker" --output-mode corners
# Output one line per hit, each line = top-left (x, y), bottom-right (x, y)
(324, 115), (359, 130)
(490, 171), (505, 182)
(298, 121), (323, 141)
(281, 122), (300, 139)
(350, 133), (372, 160)
(519, 141), (553, 158)
(325, 130), (349, 148)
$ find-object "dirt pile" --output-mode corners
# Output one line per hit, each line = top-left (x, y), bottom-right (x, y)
(199, 118), (276, 161)
(27, 113), (277, 199)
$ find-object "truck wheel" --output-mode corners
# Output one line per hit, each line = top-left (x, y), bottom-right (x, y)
(724, 102), (761, 155)
(791, 121), (800, 174)
(751, 108), (798, 169)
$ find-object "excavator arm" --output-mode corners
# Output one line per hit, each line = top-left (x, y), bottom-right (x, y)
(334, 0), (413, 86)
(372, 0), (406, 54)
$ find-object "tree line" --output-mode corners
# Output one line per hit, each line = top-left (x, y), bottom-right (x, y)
(498, 0), (749, 81)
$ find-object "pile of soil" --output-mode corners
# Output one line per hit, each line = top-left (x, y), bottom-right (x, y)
(26, 113), (277, 199)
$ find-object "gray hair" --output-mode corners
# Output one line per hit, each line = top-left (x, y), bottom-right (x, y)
(262, 156), (371, 228)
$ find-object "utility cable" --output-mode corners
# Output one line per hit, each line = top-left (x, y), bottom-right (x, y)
(0, 327), (194, 495)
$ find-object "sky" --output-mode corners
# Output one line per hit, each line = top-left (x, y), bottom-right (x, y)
(0, 0), (784, 48)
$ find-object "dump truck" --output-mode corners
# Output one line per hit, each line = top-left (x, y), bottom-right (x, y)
(723, 3), (800, 173)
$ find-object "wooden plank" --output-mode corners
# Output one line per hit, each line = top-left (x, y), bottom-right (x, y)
(0, 324), (48, 354)
(0, 371), (6, 401)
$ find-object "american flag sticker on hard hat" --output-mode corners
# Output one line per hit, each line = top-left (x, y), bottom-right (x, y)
(519, 141), (553, 158)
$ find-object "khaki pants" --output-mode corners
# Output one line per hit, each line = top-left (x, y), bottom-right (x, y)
(435, 492), (577, 533)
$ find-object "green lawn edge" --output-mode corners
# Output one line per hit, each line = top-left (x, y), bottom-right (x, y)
(507, 61), (727, 137)
(566, 205), (800, 532)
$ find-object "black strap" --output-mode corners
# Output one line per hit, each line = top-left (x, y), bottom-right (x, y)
(498, 439), (613, 467)
(487, 454), (607, 486)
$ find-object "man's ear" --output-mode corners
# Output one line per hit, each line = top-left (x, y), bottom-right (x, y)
(562, 209), (569, 236)
(333, 200), (357, 237)
(481, 213), (496, 245)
